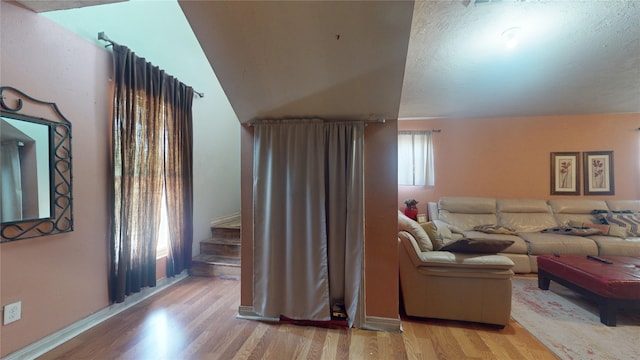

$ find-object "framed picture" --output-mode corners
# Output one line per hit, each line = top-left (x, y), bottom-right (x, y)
(416, 214), (427, 223)
(550, 152), (580, 195)
(583, 151), (614, 195)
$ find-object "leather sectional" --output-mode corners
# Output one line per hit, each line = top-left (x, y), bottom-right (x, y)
(427, 197), (640, 273)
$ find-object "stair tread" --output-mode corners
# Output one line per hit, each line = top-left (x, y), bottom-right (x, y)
(211, 218), (241, 229)
(202, 237), (241, 245)
(193, 254), (241, 266)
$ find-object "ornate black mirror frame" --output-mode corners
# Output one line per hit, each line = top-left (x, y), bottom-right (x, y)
(1, 86), (73, 242)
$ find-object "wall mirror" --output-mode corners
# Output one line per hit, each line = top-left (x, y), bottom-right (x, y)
(1, 86), (73, 242)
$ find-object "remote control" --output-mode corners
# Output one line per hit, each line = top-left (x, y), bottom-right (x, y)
(587, 255), (613, 264)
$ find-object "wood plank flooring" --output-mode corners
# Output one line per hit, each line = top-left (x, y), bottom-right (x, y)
(39, 276), (558, 360)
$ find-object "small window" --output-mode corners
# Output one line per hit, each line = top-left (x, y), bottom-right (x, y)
(398, 131), (434, 186)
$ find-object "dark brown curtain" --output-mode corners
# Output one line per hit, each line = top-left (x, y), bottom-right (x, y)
(164, 80), (194, 277)
(109, 44), (194, 303)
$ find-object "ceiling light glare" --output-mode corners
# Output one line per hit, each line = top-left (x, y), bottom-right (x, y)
(502, 27), (521, 49)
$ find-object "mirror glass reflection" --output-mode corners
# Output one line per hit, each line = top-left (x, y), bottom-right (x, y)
(1, 117), (52, 222)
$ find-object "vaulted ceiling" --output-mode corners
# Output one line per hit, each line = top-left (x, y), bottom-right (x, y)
(179, 1), (414, 123)
(17, 0), (640, 123)
(180, 0), (640, 123)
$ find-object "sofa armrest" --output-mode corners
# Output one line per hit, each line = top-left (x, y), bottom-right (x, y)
(416, 251), (514, 270)
(399, 231), (514, 271)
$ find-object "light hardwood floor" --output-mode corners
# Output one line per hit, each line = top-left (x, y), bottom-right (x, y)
(39, 276), (558, 360)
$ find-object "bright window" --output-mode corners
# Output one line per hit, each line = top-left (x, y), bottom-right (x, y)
(156, 190), (169, 258)
(398, 131), (434, 186)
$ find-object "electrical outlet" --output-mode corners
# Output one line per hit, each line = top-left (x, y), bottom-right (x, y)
(3, 301), (22, 325)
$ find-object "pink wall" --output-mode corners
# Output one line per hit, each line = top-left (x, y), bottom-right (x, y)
(1, 3), (111, 356)
(398, 114), (640, 215)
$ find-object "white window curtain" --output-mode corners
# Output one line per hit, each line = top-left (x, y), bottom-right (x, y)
(253, 120), (364, 327)
(1, 142), (23, 222)
(398, 131), (434, 186)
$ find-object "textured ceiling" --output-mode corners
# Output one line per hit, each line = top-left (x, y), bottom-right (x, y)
(400, 0), (640, 119)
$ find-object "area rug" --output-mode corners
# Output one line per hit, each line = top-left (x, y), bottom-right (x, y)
(511, 277), (640, 360)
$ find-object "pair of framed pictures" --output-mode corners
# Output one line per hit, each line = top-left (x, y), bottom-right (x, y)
(550, 151), (614, 195)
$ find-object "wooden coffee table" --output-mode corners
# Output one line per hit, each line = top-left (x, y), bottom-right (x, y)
(537, 255), (640, 326)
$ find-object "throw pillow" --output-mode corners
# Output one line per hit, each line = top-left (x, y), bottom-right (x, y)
(473, 224), (517, 235)
(605, 224), (629, 238)
(439, 238), (515, 254)
(398, 211), (433, 251)
(433, 220), (453, 250)
(541, 226), (602, 236)
(600, 213), (640, 237)
(422, 220), (453, 250)
(421, 221), (439, 246)
(447, 224), (465, 235)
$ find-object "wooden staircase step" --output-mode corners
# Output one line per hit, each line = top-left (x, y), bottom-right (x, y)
(200, 237), (241, 257)
(190, 254), (240, 280)
(211, 226), (241, 239)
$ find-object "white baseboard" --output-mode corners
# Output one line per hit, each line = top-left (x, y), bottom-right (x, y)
(2, 271), (189, 360)
(362, 315), (403, 333)
(209, 213), (241, 227)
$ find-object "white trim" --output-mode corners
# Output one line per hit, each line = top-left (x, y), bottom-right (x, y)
(362, 315), (402, 333)
(209, 213), (241, 227)
(2, 271), (189, 360)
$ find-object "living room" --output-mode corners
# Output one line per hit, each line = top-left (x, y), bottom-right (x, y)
(1, 0), (638, 359)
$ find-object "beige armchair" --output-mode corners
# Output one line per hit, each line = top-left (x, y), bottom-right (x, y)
(399, 231), (515, 327)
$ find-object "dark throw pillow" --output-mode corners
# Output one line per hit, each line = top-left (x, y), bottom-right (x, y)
(439, 238), (515, 254)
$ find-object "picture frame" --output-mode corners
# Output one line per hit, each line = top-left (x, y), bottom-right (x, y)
(583, 151), (614, 195)
(416, 213), (427, 223)
(550, 152), (580, 195)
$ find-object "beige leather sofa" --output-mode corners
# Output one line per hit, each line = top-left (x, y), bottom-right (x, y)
(398, 211), (514, 327)
(427, 197), (640, 273)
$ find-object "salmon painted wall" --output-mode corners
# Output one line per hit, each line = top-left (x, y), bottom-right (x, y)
(239, 120), (399, 321)
(398, 114), (640, 215)
(0, 3), (111, 356)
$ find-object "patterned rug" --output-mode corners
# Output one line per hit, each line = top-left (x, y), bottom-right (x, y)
(511, 277), (640, 360)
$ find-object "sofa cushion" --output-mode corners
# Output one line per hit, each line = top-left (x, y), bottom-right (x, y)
(606, 200), (640, 214)
(549, 199), (609, 226)
(437, 197), (498, 231)
(398, 210), (433, 251)
(497, 199), (558, 232)
(497, 199), (550, 213)
(473, 224), (517, 235)
(440, 238), (515, 254)
(415, 251), (514, 270)
(589, 235), (640, 256)
(518, 232), (599, 256)
(439, 197), (496, 214)
(499, 213), (558, 233)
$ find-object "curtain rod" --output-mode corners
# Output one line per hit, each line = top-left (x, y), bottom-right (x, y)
(246, 117), (386, 126)
(400, 129), (441, 133)
(97, 32), (204, 98)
